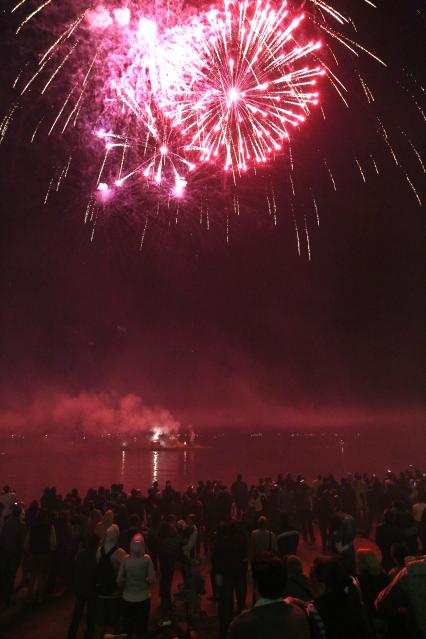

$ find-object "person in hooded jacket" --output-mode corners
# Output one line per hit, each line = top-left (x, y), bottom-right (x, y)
(117, 533), (155, 639)
(95, 524), (126, 639)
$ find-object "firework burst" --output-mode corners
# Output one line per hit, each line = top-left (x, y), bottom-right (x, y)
(2, 0), (425, 251)
(163, 1), (324, 171)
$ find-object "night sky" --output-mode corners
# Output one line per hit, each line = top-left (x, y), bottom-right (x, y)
(0, 1), (425, 430)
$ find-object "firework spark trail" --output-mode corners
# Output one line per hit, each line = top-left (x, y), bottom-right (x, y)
(44, 176), (54, 205)
(272, 190), (277, 225)
(359, 74), (375, 103)
(0, 106), (18, 144)
(84, 197), (95, 224)
(293, 212), (301, 256)
(355, 158), (366, 183)
(267, 195), (272, 217)
(324, 159), (336, 191)
(30, 118), (44, 143)
(311, 193), (320, 226)
(163, 1), (324, 171)
(16, 0), (53, 34)
(377, 118), (400, 167)
(370, 154), (379, 175)
(304, 215), (311, 261)
(64, 155), (72, 178)
(402, 134), (426, 173)
(404, 174), (422, 207)
(139, 217), (149, 250)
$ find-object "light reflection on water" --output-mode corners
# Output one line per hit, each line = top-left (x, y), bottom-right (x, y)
(121, 449), (126, 478)
(152, 450), (159, 484)
(1, 432), (424, 504)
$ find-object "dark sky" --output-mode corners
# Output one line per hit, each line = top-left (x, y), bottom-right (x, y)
(0, 0), (425, 429)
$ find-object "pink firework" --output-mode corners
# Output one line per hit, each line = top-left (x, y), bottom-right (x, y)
(163, 1), (324, 171)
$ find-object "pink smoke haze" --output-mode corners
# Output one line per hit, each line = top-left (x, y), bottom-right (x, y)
(0, 391), (180, 436)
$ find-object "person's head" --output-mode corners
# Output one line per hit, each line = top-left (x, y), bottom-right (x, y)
(310, 556), (352, 596)
(252, 554), (288, 599)
(257, 515), (269, 530)
(237, 474), (242, 481)
(177, 519), (187, 531)
(130, 533), (145, 557)
(3, 485), (10, 494)
(285, 555), (303, 577)
(391, 543), (410, 568)
(186, 513), (197, 526)
(103, 509), (114, 525)
(356, 549), (383, 577)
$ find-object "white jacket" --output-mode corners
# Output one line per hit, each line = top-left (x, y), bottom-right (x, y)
(117, 533), (155, 602)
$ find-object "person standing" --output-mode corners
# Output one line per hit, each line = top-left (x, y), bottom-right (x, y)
(25, 509), (56, 604)
(250, 517), (277, 564)
(229, 554), (310, 639)
(309, 556), (371, 639)
(66, 534), (99, 639)
(0, 504), (26, 606)
(213, 521), (248, 638)
(232, 475), (249, 520)
(94, 525), (126, 638)
(376, 554), (426, 639)
(0, 486), (16, 525)
(117, 533), (155, 639)
(157, 515), (180, 620)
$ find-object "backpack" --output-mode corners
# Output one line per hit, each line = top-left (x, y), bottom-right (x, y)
(96, 545), (118, 596)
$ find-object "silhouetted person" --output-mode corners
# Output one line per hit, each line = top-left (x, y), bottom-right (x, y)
(356, 548), (389, 636)
(0, 504), (26, 606)
(232, 475), (249, 519)
(309, 556), (370, 639)
(230, 554), (310, 639)
(67, 534), (99, 639)
(376, 554), (426, 639)
(157, 514), (180, 619)
(283, 555), (312, 601)
(213, 521), (248, 637)
(25, 508), (56, 604)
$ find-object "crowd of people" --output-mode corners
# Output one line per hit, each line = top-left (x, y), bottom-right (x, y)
(0, 466), (425, 638)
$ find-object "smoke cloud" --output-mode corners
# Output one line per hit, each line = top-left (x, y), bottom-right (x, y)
(0, 389), (181, 435)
